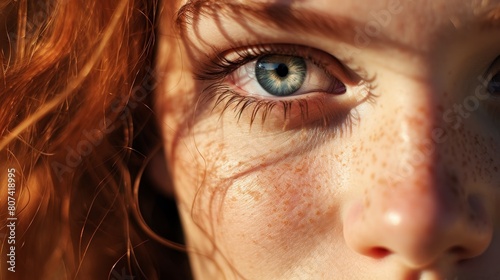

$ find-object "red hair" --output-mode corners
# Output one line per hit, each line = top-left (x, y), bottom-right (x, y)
(0, 0), (190, 278)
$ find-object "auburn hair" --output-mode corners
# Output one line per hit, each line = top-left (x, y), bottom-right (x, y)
(0, 0), (190, 279)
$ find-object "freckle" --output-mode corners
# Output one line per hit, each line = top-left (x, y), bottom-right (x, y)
(377, 177), (387, 185)
(247, 190), (262, 202)
(364, 196), (371, 208)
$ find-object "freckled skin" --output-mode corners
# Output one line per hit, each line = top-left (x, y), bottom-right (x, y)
(157, 0), (500, 279)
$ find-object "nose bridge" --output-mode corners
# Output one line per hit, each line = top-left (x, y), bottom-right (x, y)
(389, 106), (437, 187)
(367, 73), (440, 191)
(362, 72), (469, 223)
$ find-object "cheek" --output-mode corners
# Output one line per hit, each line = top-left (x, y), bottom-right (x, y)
(203, 148), (349, 274)
(220, 157), (337, 232)
(452, 125), (500, 184)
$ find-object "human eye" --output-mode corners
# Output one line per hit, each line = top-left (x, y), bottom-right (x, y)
(230, 53), (346, 98)
(194, 44), (366, 129)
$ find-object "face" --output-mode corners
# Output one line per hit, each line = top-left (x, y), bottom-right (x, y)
(156, 0), (500, 279)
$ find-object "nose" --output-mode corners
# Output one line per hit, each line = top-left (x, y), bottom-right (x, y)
(343, 78), (493, 269)
(344, 180), (493, 268)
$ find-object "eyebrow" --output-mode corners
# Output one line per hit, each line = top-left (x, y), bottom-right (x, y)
(176, 0), (500, 46)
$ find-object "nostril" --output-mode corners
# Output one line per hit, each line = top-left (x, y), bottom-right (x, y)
(368, 247), (392, 259)
(448, 246), (470, 263)
(449, 246), (466, 255)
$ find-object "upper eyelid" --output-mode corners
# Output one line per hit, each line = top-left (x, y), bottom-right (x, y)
(201, 44), (357, 86)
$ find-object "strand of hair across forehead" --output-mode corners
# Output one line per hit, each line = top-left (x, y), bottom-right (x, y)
(0, 0), (129, 151)
(16, 0), (27, 61)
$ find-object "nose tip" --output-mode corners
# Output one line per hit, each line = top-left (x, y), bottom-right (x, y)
(343, 187), (493, 269)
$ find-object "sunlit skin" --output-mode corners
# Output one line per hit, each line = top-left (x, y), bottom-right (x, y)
(156, 0), (500, 279)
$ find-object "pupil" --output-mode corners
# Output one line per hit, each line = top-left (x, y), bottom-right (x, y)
(276, 63), (289, 78)
(255, 55), (307, 97)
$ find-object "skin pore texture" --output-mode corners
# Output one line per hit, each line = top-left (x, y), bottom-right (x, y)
(156, 0), (500, 279)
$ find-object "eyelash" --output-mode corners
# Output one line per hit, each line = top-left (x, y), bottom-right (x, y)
(194, 44), (366, 128)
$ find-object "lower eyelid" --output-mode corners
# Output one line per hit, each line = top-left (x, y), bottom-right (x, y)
(210, 80), (359, 126)
(257, 95), (357, 130)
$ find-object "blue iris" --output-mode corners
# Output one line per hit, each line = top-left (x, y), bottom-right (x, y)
(488, 72), (500, 94)
(255, 55), (307, 96)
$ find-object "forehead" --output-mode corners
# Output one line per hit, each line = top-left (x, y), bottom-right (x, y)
(176, 0), (500, 18)
(175, 0), (500, 49)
